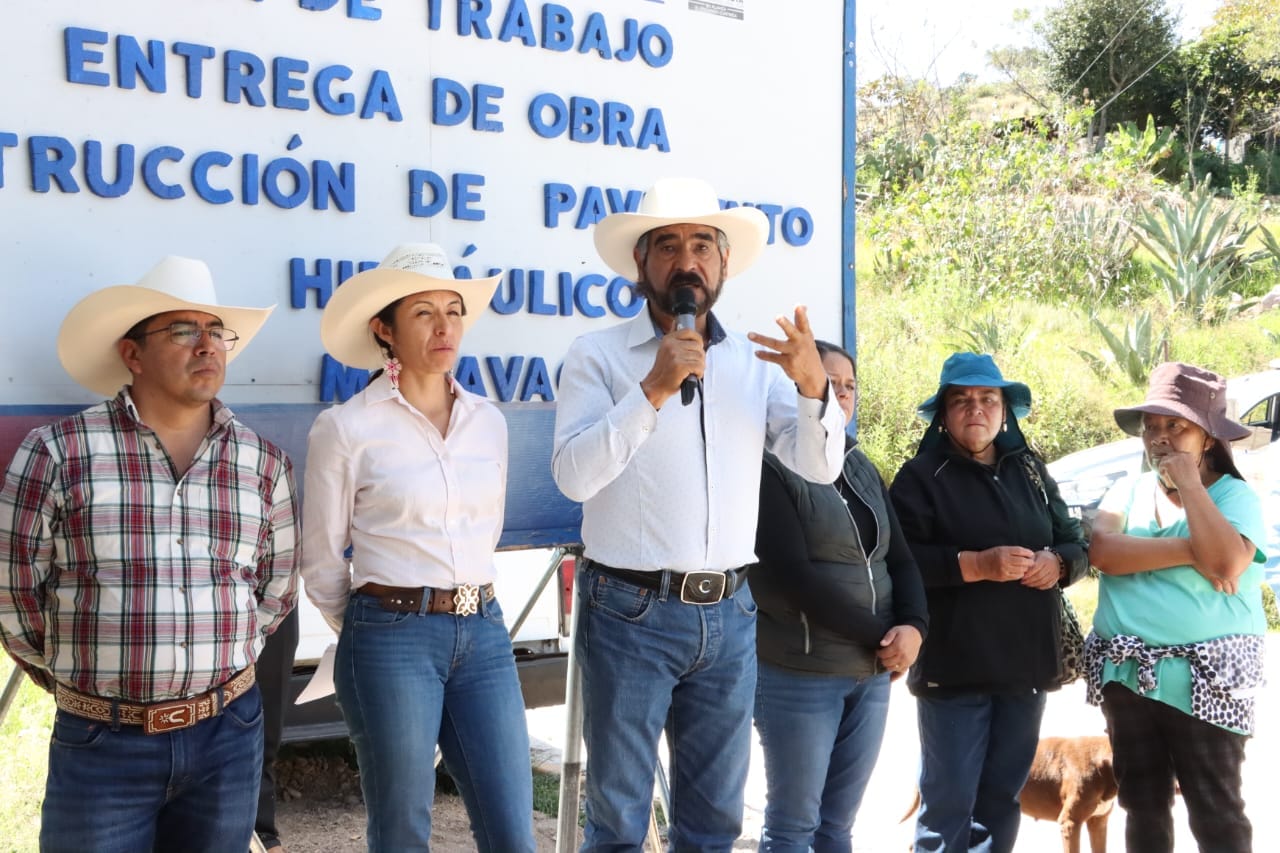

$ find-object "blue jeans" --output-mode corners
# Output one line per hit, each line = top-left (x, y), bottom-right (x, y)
(914, 691), (1046, 853)
(40, 683), (264, 853)
(335, 592), (534, 853)
(576, 566), (758, 853)
(754, 664), (891, 853)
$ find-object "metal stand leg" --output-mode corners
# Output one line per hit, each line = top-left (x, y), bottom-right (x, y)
(648, 758), (671, 851)
(509, 546), (568, 640)
(555, 555), (585, 853)
(0, 664), (23, 730)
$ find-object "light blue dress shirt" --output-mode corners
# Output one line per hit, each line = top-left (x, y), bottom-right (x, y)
(552, 309), (844, 573)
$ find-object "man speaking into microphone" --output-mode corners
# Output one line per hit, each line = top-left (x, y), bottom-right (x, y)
(553, 177), (844, 852)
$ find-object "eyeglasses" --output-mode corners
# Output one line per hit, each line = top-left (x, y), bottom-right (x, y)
(132, 323), (240, 352)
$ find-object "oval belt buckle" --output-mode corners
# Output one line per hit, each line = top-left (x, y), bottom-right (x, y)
(453, 584), (481, 616)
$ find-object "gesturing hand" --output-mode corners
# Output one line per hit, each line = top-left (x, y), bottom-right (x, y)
(748, 305), (828, 399)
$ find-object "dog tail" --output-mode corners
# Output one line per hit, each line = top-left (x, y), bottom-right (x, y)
(899, 788), (921, 824)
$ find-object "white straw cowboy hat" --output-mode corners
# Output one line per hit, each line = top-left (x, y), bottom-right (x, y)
(57, 256), (274, 397)
(592, 177), (770, 280)
(320, 243), (502, 370)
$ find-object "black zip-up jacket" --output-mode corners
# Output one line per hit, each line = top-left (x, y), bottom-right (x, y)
(751, 441), (929, 678)
(890, 434), (1087, 696)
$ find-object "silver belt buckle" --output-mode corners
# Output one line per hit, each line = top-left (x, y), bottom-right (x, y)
(453, 584), (481, 616)
(679, 571), (727, 605)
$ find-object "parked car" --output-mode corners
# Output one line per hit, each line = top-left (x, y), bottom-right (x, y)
(1047, 361), (1280, 587)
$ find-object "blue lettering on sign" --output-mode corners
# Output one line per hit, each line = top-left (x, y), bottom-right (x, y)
(64, 27), (110, 87)
(486, 268), (641, 318)
(521, 357), (554, 401)
(321, 351), (557, 404)
(320, 355), (370, 403)
(0, 132), (19, 188)
(117, 36), (166, 92)
(298, 0), (381, 19)
(542, 182), (643, 228)
(498, 0), (536, 45)
(408, 170), (487, 220)
(172, 42), (215, 97)
(21, 134), (355, 211)
(486, 355), (524, 400)
(528, 95), (669, 151)
(429, 2), (672, 68)
(454, 356), (484, 395)
(290, 257), (377, 309)
(64, 29), (397, 120)
(431, 78), (504, 132)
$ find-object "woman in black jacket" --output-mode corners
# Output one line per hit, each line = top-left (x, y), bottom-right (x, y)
(750, 340), (929, 852)
(889, 352), (1087, 853)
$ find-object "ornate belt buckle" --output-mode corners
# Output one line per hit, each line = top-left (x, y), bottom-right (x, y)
(144, 699), (198, 735)
(453, 584), (481, 616)
(680, 571), (726, 605)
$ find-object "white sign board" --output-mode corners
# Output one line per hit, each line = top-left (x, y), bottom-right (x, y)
(0, 0), (855, 544)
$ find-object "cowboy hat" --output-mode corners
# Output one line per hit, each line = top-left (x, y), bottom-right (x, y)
(57, 256), (274, 397)
(1114, 362), (1250, 441)
(320, 243), (502, 370)
(592, 177), (769, 280)
(916, 352), (1032, 420)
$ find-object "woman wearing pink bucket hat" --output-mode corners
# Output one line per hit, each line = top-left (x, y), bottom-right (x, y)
(1086, 362), (1268, 852)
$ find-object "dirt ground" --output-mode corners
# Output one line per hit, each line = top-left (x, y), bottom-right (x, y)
(272, 750), (560, 852)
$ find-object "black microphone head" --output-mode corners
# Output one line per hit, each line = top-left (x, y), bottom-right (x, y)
(673, 286), (697, 316)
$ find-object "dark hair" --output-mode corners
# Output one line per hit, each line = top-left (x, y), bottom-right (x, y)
(815, 339), (855, 376)
(1206, 441), (1244, 480)
(122, 313), (164, 343)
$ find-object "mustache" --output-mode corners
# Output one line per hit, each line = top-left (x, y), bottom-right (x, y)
(668, 272), (705, 289)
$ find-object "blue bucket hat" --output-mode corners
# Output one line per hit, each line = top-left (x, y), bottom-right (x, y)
(916, 352), (1033, 421)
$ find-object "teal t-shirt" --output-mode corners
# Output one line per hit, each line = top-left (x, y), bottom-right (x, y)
(1093, 471), (1267, 729)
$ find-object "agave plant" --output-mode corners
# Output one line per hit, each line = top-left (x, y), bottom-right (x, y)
(1129, 184), (1268, 323)
(1074, 312), (1168, 386)
(948, 312), (1035, 357)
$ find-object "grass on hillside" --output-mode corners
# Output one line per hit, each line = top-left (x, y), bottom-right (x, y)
(0, 662), (54, 852)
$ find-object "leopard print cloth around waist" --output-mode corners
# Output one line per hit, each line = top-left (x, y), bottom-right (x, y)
(1084, 630), (1265, 735)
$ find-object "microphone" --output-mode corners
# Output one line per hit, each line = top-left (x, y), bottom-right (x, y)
(673, 286), (698, 406)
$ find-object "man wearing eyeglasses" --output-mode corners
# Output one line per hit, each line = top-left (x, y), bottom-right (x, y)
(0, 256), (300, 852)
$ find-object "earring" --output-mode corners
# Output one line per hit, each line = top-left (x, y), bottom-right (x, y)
(1001, 420), (1008, 433)
(938, 423), (947, 435)
(384, 356), (402, 390)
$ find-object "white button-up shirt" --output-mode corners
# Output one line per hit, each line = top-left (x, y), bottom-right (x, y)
(552, 310), (844, 572)
(301, 373), (507, 630)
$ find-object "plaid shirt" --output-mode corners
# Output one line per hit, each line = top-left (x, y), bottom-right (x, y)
(0, 391), (299, 702)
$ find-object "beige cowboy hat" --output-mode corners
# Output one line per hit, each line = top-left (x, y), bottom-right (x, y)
(57, 256), (274, 397)
(320, 243), (502, 370)
(592, 177), (769, 280)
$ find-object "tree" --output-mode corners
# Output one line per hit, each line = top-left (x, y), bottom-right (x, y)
(1211, 0), (1280, 72)
(1179, 28), (1280, 148)
(1039, 0), (1181, 139)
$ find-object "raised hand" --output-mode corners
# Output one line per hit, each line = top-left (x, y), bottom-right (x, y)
(747, 305), (828, 399)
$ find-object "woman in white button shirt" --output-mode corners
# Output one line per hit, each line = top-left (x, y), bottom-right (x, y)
(300, 244), (534, 853)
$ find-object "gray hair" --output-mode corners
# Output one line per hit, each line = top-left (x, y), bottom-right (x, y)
(635, 227), (730, 264)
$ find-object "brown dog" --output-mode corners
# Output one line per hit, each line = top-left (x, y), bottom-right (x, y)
(903, 735), (1118, 853)
(1021, 736), (1117, 853)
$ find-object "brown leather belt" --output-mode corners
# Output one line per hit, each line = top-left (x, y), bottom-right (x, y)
(356, 581), (495, 616)
(54, 665), (256, 735)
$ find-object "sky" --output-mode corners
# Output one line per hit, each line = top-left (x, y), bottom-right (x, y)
(855, 0), (1222, 85)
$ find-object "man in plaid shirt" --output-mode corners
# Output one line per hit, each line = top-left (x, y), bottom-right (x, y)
(0, 256), (300, 852)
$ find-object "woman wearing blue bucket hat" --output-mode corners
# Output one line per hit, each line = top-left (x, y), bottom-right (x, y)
(890, 352), (1088, 853)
